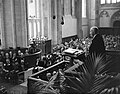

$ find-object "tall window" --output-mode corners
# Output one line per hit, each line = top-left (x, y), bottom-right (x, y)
(27, 0), (41, 39)
(82, 0), (86, 18)
(101, 0), (120, 4)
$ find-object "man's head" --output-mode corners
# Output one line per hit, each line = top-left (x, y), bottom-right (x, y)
(90, 26), (99, 37)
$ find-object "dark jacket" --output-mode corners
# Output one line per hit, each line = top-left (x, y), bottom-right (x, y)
(89, 34), (105, 55)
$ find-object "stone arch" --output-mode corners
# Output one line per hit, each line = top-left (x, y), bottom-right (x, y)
(111, 10), (120, 27)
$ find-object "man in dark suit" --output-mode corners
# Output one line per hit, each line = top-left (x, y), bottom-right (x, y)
(89, 26), (105, 56)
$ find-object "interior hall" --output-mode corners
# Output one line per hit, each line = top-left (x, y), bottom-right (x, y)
(0, 0), (120, 94)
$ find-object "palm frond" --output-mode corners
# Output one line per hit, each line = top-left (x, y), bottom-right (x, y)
(90, 75), (111, 94)
(65, 76), (84, 93)
(64, 53), (116, 94)
(45, 72), (59, 89)
(100, 85), (120, 94)
(31, 81), (47, 94)
(39, 88), (59, 94)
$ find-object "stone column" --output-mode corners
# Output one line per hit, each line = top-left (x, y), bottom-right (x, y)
(0, 0), (5, 48)
(4, 0), (16, 48)
(41, 0), (44, 37)
(95, 0), (100, 26)
(64, 0), (71, 15)
(75, 0), (82, 39)
(13, 0), (21, 47)
(72, 0), (75, 17)
(51, 0), (62, 46)
(43, 0), (49, 38)
(89, 0), (96, 27)
(57, 0), (62, 44)
(14, 0), (29, 47)
(20, 0), (28, 47)
(51, 0), (57, 47)
(87, 0), (91, 31)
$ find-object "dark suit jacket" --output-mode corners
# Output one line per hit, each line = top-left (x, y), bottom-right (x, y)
(89, 34), (105, 55)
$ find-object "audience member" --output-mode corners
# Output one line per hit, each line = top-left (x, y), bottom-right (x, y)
(5, 53), (9, 59)
(52, 71), (57, 75)
(1, 51), (4, 58)
(46, 73), (51, 81)
(17, 50), (21, 56)
(12, 53), (17, 63)
(28, 43), (36, 54)
(4, 59), (13, 72)
(9, 51), (13, 59)
(25, 49), (29, 55)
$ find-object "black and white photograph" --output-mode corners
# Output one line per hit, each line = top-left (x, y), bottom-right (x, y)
(0, 0), (120, 94)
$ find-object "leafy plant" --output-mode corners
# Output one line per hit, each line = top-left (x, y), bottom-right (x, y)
(63, 53), (120, 94)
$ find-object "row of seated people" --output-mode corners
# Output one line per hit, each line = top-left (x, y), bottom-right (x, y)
(0, 48), (68, 84)
(53, 35), (120, 55)
(0, 50), (29, 83)
(0, 50), (30, 70)
(31, 37), (91, 76)
(35, 69), (64, 82)
(102, 34), (120, 50)
(40, 52), (63, 68)
(52, 37), (92, 55)
(0, 48), (42, 84)
(36, 38), (87, 71)
(0, 38), (85, 84)
(32, 52), (74, 78)
(36, 53), (80, 81)
(50, 37), (95, 65)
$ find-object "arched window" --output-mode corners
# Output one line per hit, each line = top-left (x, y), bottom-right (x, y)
(82, 0), (86, 18)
